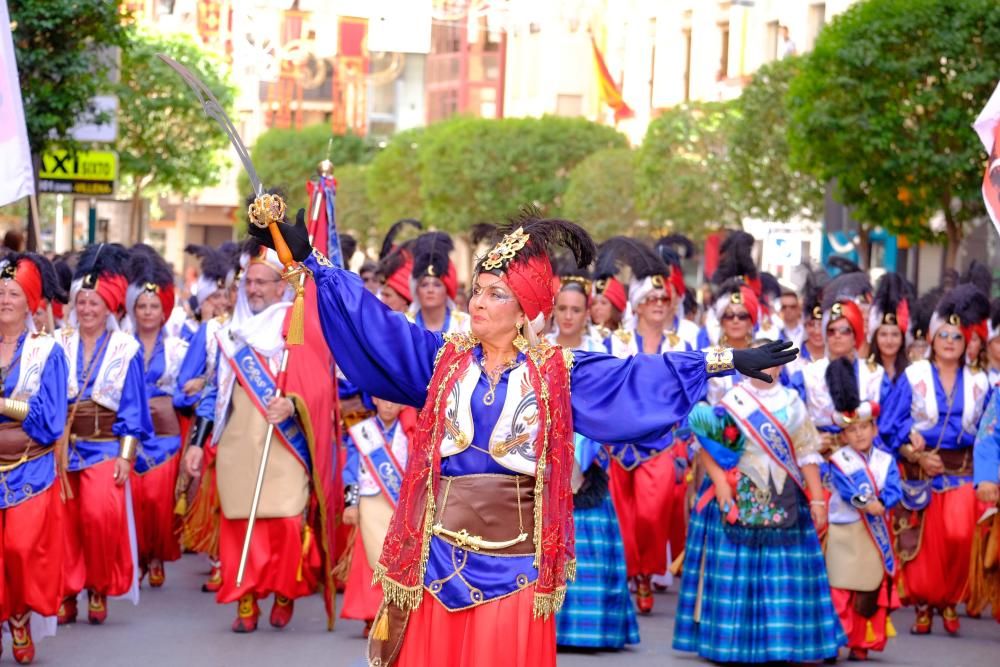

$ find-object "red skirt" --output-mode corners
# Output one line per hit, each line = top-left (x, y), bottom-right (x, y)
(216, 515), (318, 604)
(340, 529), (381, 621)
(63, 461), (134, 597)
(902, 484), (976, 608)
(395, 589), (556, 667)
(830, 580), (899, 652)
(610, 450), (676, 577)
(131, 453), (182, 566)
(0, 484), (65, 618)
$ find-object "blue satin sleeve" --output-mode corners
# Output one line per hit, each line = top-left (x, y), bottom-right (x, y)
(696, 327), (712, 349)
(687, 403), (742, 470)
(829, 463), (859, 504)
(305, 255), (443, 408)
(342, 434), (359, 488)
(569, 349), (726, 445)
(195, 383), (216, 421)
(175, 323), (208, 409)
(879, 376), (912, 454)
(974, 389), (1000, 486)
(113, 351), (153, 441)
(882, 461), (902, 509)
(21, 346), (69, 444)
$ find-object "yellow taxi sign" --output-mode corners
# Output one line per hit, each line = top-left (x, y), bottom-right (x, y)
(39, 150), (118, 195)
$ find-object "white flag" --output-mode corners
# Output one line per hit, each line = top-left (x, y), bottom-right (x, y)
(973, 80), (1000, 239)
(0, 0), (34, 208)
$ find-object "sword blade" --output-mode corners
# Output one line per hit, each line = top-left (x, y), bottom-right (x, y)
(157, 54), (263, 197)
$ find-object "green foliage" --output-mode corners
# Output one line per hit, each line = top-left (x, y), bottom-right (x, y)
(117, 30), (236, 200)
(563, 148), (638, 240)
(366, 126), (433, 232)
(238, 124), (378, 214)
(12, 0), (131, 154)
(333, 163), (377, 244)
(417, 116), (627, 232)
(635, 102), (740, 238)
(728, 57), (824, 222)
(787, 0), (1000, 262)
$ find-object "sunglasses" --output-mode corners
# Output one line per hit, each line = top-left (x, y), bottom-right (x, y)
(826, 325), (854, 337)
(643, 295), (670, 305)
(721, 311), (752, 322)
(936, 331), (964, 342)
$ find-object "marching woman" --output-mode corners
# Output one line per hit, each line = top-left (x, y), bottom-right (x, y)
(408, 232), (469, 334)
(0, 253), (68, 664)
(124, 249), (188, 588)
(58, 244), (152, 626)
(970, 387), (1000, 624)
(376, 219), (422, 314)
(881, 284), (991, 635)
(779, 270), (827, 387)
(825, 358), (902, 662)
(654, 234), (700, 350)
(697, 231), (761, 350)
(673, 340), (845, 664)
(596, 238), (691, 613)
(867, 272), (915, 383)
(252, 208), (796, 667)
(704, 279), (759, 405)
(546, 269), (638, 650)
(588, 268), (626, 339)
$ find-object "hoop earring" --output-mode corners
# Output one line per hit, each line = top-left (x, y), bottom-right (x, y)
(513, 322), (528, 352)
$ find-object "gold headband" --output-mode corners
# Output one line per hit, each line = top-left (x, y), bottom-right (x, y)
(948, 313), (961, 327)
(650, 275), (665, 289)
(481, 227), (530, 271)
(729, 292), (743, 305)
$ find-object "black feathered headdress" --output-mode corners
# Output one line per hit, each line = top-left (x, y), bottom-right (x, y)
(712, 230), (758, 287)
(869, 272), (914, 335)
(827, 356), (880, 426)
(594, 237), (674, 311)
(125, 245), (175, 322)
(186, 243), (238, 307)
(380, 219), (422, 260)
(930, 283), (990, 344)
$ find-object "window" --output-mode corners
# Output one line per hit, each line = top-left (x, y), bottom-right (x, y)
(718, 22), (730, 80)
(807, 3), (827, 49)
(556, 94), (583, 117)
(765, 20), (780, 62)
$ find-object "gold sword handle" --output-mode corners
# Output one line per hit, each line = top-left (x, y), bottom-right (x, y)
(431, 523), (528, 552)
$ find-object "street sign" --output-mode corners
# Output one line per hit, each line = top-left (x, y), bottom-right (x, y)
(38, 149), (117, 195)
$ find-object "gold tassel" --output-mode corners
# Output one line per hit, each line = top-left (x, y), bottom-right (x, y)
(173, 494), (188, 516)
(285, 274), (306, 346)
(886, 616), (897, 638)
(371, 607), (390, 641)
(865, 620), (877, 644)
(296, 524), (313, 582)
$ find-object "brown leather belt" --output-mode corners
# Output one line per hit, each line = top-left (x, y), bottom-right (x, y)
(432, 474), (535, 556)
(149, 396), (180, 437)
(938, 448), (972, 476)
(68, 400), (117, 441)
(0, 421), (48, 466)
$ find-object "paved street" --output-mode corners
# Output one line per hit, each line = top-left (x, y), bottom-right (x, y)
(38, 554), (998, 666)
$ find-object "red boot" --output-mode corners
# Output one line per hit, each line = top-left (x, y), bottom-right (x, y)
(87, 592), (108, 625)
(148, 560), (165, 588)
(269, 595), (294, 629)
(848, 647), (869, 662)
(942, 606), (961, 635)
(232, 594), (259, 633)
(910, 605), (932, 635)
(635, 575), (654, 614)
(56, 597), (78, 626)
(202, 562), (222, 593)
(9, 614), (35, 664)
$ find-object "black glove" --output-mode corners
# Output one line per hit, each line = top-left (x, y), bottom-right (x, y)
(732, 340), (798, 383)
(188, 416), (214, 449)
(247, 207), (312, 263)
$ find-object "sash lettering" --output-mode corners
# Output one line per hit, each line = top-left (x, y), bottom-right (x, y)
(722, 385), (805, 491)
(830, 447), (897, 576)
(349, 420), (405, 508)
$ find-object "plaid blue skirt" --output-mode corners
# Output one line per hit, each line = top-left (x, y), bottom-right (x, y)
(672, 493), (846, 663)
(556, 495), (639, 649)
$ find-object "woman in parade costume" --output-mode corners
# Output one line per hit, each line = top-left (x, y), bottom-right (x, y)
(654, 234), (700, 350)
(0, 254), (69, 664)
(251, 207), (796, 667)
(58, 244), (152, 625)
(123, 248), (188, 589)
(341, 397), (409, 635)
(546, 269), (639, 650)
(408, 231), (469, 334)
(697, 231), (761, 350)
(595, 237), (692, 613)
(824, 358), (902, 662)
(673, 340), (845, 664)
(969, 388), (1000, 624)
(779, 270), (827, 388)
(880, 284), (991, 635)
(704, 278), (759, 406)
(587, 274), (626, 340)
(867, 272), (915, 383)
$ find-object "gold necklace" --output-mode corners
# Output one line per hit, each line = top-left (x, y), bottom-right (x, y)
(480, 352), (519, 406)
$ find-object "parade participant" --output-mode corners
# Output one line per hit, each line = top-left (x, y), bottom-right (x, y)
(594, 237), (692, 613)
(49, 259), (73, 331)
(778, 287), (805, 348)
(183, 239), (337, 633)
(674, 340), (845, 664)
(408, 231), (469, 333)
(881, 284), (991, 635)
(970, 388), (1000, 624)
(907, 289), (941, 363)
(123, 249), (187, 589)
(698, 231), (761, 349)
(825, 358), (902, 662)
(359, 261), (379, 294)
(588, 273), (626, 339)
(759, 272), (784, 336)
(0, 253), (68, 664)
(252, 207), (797, 667)
(546, 270), (638, 650)
(174, 243), (238, 593)
(780, 271), (827, 390)
(341, 397), (409, 634)
(867, 272), (914, 382)
(704, 278), (759, 405)
(988, 298), (1000, 385)
(654, 234), (700, 349)
(59, 243), (152, 626)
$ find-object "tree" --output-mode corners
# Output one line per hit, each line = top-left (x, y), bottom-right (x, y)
(787, 0), (1000, 268)
(333, 163), (377, 248)
(635, 101), (741, 239)
(727, 56), (824, 223)
(418, 116), (627, 232)
(366, 126), (431, 231)
(562, 148), (639, 240)
(238, 124), (378, 214)
(117, 30), (236, 243)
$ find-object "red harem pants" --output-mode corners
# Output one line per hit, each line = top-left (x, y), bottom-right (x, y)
(610, 449), (676, 578)
(341, 529), (380, 621)
(395, 589), (556, 667)
(130, 453), (182, 566)
(63, 461), (134, 597)
(216, 515), (318, 604)
(902, 483), (976, 608)
(0, 484), (64, 618)
(830, 578), (899, 652)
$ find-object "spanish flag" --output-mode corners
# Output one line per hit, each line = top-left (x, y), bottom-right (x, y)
(591, 35), (634, 122)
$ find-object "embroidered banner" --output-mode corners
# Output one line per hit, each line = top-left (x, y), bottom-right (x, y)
(349, 420), (404, 508)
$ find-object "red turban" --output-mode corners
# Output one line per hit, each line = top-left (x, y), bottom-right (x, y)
(829, 300), (866, 350)
(6, 258), (43, 314)
(504, 254), (557, 326)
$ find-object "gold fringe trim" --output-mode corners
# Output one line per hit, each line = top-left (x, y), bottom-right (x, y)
(532, 587), (567, 619)
(372, 565), (425, 612)
(564, 558), (577, 583)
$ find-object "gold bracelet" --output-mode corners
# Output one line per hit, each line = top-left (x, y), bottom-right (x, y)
(705, 346), (735, 374)
(1, 399), (29, 422)
(118, 435), (139, 462)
